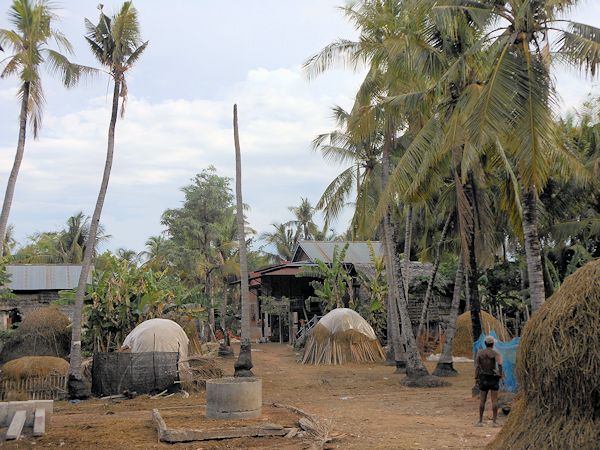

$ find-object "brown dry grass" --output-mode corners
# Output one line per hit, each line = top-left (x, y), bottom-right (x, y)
(1, 344), (503, 449)
(1, 355), (69, 380)
(488, 259), (600, 449)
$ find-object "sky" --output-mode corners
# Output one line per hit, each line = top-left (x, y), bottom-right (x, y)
(1, 0), (599, 254)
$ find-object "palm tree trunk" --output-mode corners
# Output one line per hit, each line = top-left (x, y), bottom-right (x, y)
(382, 126), (428, 380)
(522, 189), (545, 313)
(464, 176), (482, 344)
(0, 82), (30, 257)
(380, 129), (405, 370)
(233, 104), (253, 377)
(433, 255), (464, 376)
(403, 205), (413, 301)
(68, 76), (121, 399)
(417, 213), (452, 339)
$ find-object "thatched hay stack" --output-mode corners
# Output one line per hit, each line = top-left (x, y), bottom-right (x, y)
(447, 311), (509, 358)
(181, 355), (224, 390)
(0, 307), (71, 363)
(488, 259), (600, 449)
(302, 308), (385, 365)
(162, 313), (203, 355)
(2, 356), (69, 381)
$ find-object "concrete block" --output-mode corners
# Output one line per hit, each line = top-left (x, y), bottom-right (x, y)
(6, 410), (26, 440)
(6, 401), (35, 427)
(0, 402), (8, 426)
(4, 400), (52, 427)
(33, 408), (46, 436)
(206, 377), (262, 419)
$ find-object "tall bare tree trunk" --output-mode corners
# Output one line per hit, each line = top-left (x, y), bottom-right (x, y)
(0, 82), (30, 257)
(218, 285), (233, 356)
(233, 104), (253, 377)
(434, 255), (464, 376)
(68, 76), (121, 399)
(522, 189), (545, 313)
(417, 213), (452, 339)
(207, 271), (215, 340)
(382, 126), (430, 381)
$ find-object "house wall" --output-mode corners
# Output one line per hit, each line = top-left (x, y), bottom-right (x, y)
(0, 291), (75, 324)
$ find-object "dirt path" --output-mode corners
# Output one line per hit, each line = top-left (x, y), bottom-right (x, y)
(2, 344), (504, 449)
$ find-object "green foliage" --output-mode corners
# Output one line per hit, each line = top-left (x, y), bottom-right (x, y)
(0, 0), (94, 136)
(297, 243), (353, 313)
(260, 295), (290, 317)
(12, 212), (109, 263)
(83, 254), (196, 352)
(0, 257), (15, 300)
(356, 241), (387, 336)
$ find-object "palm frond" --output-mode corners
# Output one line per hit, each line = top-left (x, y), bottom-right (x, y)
(303, 39), (364, 80)
(555, 22), (600, 76)
(43, 49), (98, 88)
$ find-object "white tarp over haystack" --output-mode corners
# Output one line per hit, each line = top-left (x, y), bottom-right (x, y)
(302, 308), (385, 365)
(122, 318), (189, 362)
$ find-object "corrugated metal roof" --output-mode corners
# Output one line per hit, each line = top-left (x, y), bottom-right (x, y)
(292, 241), (383, 265)
(6, 265), (91, 291)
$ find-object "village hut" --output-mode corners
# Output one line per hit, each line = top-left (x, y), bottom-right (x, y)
(92, 319), (190, 396)
(302, 308), (385, 365)
(489, 258), (600, 449)
(122, 318), (190, 362)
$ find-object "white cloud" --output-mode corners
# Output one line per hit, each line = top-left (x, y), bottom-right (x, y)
(0, 66), (363, 252)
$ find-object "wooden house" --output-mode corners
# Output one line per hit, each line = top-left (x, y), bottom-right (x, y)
(249, 241), (453, 343)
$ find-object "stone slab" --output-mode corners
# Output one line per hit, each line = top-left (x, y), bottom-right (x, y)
(33, 408), (46, 436)
(3, 400), (53, 427)
(6, 410), (26, 440)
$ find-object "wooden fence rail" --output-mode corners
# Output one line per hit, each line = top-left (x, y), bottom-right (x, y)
(0, 375), (68, 401)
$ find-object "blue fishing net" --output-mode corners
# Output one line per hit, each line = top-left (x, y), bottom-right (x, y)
(473, 331), (520, 393)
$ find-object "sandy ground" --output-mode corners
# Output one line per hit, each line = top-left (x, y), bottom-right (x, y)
(1, 344), (505, 449)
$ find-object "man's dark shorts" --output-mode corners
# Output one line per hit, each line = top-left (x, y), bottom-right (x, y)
(478, 374), (500, 392)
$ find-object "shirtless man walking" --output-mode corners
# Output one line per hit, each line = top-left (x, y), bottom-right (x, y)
(475, 335), (503, 426)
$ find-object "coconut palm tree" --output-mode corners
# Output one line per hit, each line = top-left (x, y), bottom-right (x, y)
(233, 104), (253, 377)
(306, 0), (446, 382)
(259, 223), (298, 263)
(312, 105), (382, 240)
(0, 0), (92, 256)
(286, 198), (319, 240)
(68, 2), (147, 398)
(58, 212), (110, 263)
(440, 0), (600, 312)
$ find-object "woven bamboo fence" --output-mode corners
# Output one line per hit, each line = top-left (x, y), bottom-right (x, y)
(0, 374), (68, 401)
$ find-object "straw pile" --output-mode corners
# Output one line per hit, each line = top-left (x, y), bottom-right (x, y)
(180, 355), (224, 390)
(302, 308), (385, 365)
(488, 259), (600, 449)
(440, 311), (509, 358)
(0, 307), (71, 363)
(2, 356), (69, 381)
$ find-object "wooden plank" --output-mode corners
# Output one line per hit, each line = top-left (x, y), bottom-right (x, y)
(6, 410), (26, 440)
(152, 408), (289, 443)
(33, 408), (46, 436)
(159, 425), (288, 443)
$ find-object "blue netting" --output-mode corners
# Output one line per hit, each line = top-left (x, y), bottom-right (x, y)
(473, 331), (520, 393)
